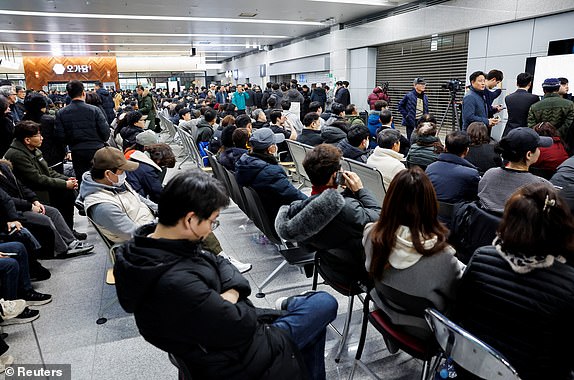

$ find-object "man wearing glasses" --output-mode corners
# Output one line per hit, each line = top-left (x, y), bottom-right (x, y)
(0, 84), (20, 123)
(114, 170), (337, 380)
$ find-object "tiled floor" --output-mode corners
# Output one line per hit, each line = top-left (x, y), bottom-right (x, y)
(3, 140), (424, 380)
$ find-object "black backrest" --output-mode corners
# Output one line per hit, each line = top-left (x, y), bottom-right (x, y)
(243, 186), (281, 245)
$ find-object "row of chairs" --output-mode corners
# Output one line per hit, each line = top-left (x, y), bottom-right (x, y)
(286, 140), (387, 202)
(207, 152), (315, 298)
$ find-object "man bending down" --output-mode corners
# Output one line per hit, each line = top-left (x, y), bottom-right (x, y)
(113, 170), (337, 380)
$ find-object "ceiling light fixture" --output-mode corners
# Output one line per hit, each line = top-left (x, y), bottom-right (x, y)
(0, 29), (290, 39)
(2, 41), (246, 47)
(0, 10), (323, 26)
(309, 0), (396, 4)
(15, 50), (241, 54)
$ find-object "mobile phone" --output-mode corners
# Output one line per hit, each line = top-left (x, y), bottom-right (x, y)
(2, 252), (18, 256)
(335, 171), (345, 186)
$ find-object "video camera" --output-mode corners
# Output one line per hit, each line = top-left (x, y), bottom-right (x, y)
(441, 79), (462, 92)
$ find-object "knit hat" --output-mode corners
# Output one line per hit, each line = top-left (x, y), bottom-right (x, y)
(542, 78), (560, 90)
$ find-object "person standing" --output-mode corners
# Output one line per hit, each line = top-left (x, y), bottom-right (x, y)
(503, 72), (539, 136)
(334, 81), (350, 107)
(94, 81), (116, 124)
(55, 80), (110, 188)
(135, 85), (158, 132)
(231, 84), (250, 115)
(398, 78), (429, 140)
(462, 71), (500, 132)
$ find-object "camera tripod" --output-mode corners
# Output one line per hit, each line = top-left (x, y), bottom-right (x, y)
(437, 90), (461, 135)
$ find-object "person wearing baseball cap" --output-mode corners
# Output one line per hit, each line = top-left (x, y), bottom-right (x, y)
(478, 127), (554, 214)
(398, 77), (429, 140)
(78, 146), (155, 243)
(528, 77), (574, 151)
(235, 128), (306, 220)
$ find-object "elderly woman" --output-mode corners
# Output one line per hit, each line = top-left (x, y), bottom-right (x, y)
(455, 183), (574, 380)
(405, 122), (444, 170)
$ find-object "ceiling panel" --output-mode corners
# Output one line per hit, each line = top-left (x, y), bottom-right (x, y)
(0, 0), (418, 61)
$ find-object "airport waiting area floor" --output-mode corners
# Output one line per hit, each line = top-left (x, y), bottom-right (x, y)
(2, 148), (424, 380)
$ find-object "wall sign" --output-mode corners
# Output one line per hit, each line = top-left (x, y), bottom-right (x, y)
(23, 57), (119, 90)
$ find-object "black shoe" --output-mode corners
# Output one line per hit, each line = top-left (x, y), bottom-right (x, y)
(23, 290), (52, 306)
(73, 230), (87, 240)
(0, 307), (39, 325)
(29, 264), (51, 282)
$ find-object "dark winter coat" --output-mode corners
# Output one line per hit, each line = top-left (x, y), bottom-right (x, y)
(425, 153), (480, 203)
(397, 89), (429, 129)
(96, 88), (116, 124)
(0, 115), (14, 158)
(461, 87), (489, 131)
(126, 151), (163, 203)
(218, 147), (247, 172)
(337, 139), (369, 163)
(276, 188), (380, 285)
(235, 152), (306, 219)
(465, 143), (502, 175)
(310, 88), (327, 109)
(406, 135), (443, 170)
(0, 162), (39, 211)
(297, 129), (323, 147)
(23, 113), (65, 168)
(120, 125), (144, 151)
(195, 119), (214, 144)
(114, 224), (308, 380)
(55, 99), (110, 151)
(455, 246), (574, 380)
(3, 140), (68, 203)
(137, 89), (156, 131)
(285, 88), (304, 104)
(334, 87), (350, 107)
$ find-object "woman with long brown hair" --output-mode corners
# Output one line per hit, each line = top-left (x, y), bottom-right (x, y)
(363, 167), (464, 339)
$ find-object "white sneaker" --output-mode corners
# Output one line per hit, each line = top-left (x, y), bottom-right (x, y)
(0, 354), (13, 374)
(0, 299), (26, 320)
(219, 253), (252, 274)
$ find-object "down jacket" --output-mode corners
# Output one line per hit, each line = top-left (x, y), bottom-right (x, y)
(96, 87), (116, 124)
(55, 99), (110, 151)
(397, 89), (429, 129)
(455, 246), (574, 380)
(275, 188), (380, 284)
(367, 87), (390, 110)
(235, 152), (306, 219)
(114, 224), (307, 380)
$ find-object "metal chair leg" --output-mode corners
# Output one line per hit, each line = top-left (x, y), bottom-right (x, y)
(335, 294), (355, 363)
(96, 297), (119, 325)
(255, 260), (288, 298)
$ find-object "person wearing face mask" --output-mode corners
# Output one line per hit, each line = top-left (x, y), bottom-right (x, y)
(79, 147), (252, 273)
(77, 147), (157, 243)
(235, 128), (307, 221)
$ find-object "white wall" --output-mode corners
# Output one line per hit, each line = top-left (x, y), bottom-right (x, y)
(349, 48), (377, 111)
(466, 10), (574, 139)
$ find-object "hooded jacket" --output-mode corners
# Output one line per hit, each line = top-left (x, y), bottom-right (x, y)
(321, 116), (348, 145)
(275, 188), (380, 283)
(235, 152), (306, 219)
(218, 147), (247, 172)
(195, 118), (214, 143)
(96, 87), (116, 124)
(78, 172), (155, 243)
(137, 89), (156, 131)
(114, 224), (307, 380)
(126, 150), (164, 203)
(367, 87), (390, 110)
(285, 88), (304, 104)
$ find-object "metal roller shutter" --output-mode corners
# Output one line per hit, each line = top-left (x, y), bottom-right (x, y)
(376, 31), (469, 131)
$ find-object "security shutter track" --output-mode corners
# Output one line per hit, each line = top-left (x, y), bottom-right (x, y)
(376, 32), (469, 131)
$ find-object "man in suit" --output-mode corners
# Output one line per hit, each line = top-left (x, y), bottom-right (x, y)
(503, 72), (539, 137)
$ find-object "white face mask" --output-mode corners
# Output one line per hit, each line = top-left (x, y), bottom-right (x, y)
(111, 171), (127, 187)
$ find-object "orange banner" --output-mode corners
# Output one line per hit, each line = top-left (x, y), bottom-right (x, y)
(23, 57), (119, 90)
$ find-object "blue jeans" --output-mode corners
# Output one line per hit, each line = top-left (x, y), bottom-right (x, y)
(0, 242), (33, 300)
(273, 291), (338, 380)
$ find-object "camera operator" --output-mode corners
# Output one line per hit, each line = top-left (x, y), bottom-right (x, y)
(398, 78), (429, 140)
(462, 71), (500, 132)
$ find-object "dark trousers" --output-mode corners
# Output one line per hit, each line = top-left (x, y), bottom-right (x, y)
(72, 148), (98, 189)
(48, 188), (77, 230)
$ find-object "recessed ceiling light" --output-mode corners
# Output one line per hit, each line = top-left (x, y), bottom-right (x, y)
(0, 29), (290, 39)
(238, 12), (257, 18)
(3, 41), (246, 47)
(0, 10), (323, 26)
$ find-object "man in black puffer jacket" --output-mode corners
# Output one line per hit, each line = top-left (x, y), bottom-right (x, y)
(114, 170), (337, 380)
(55, 80), (110, 188)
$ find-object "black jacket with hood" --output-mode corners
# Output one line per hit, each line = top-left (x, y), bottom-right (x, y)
(114, 224), (307, 380)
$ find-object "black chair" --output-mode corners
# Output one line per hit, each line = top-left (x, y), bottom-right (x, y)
(343, 158), (387, 203)
(437, 201), (456, 229)
(168, 353), (194, 380)
(285, 140), (312, 189)
(349, 287), (440, 380)
(222, 167), (251, 218)
(311, 249), (368, 363)
(242, 186), (315, 297)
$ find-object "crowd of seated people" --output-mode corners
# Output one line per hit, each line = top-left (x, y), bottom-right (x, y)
(3, 75), (574, 379)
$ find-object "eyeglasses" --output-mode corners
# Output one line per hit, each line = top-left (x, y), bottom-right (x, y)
(208, 218), (220, 231)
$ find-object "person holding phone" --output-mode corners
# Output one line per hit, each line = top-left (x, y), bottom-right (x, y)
(276, 144), (381, 284)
